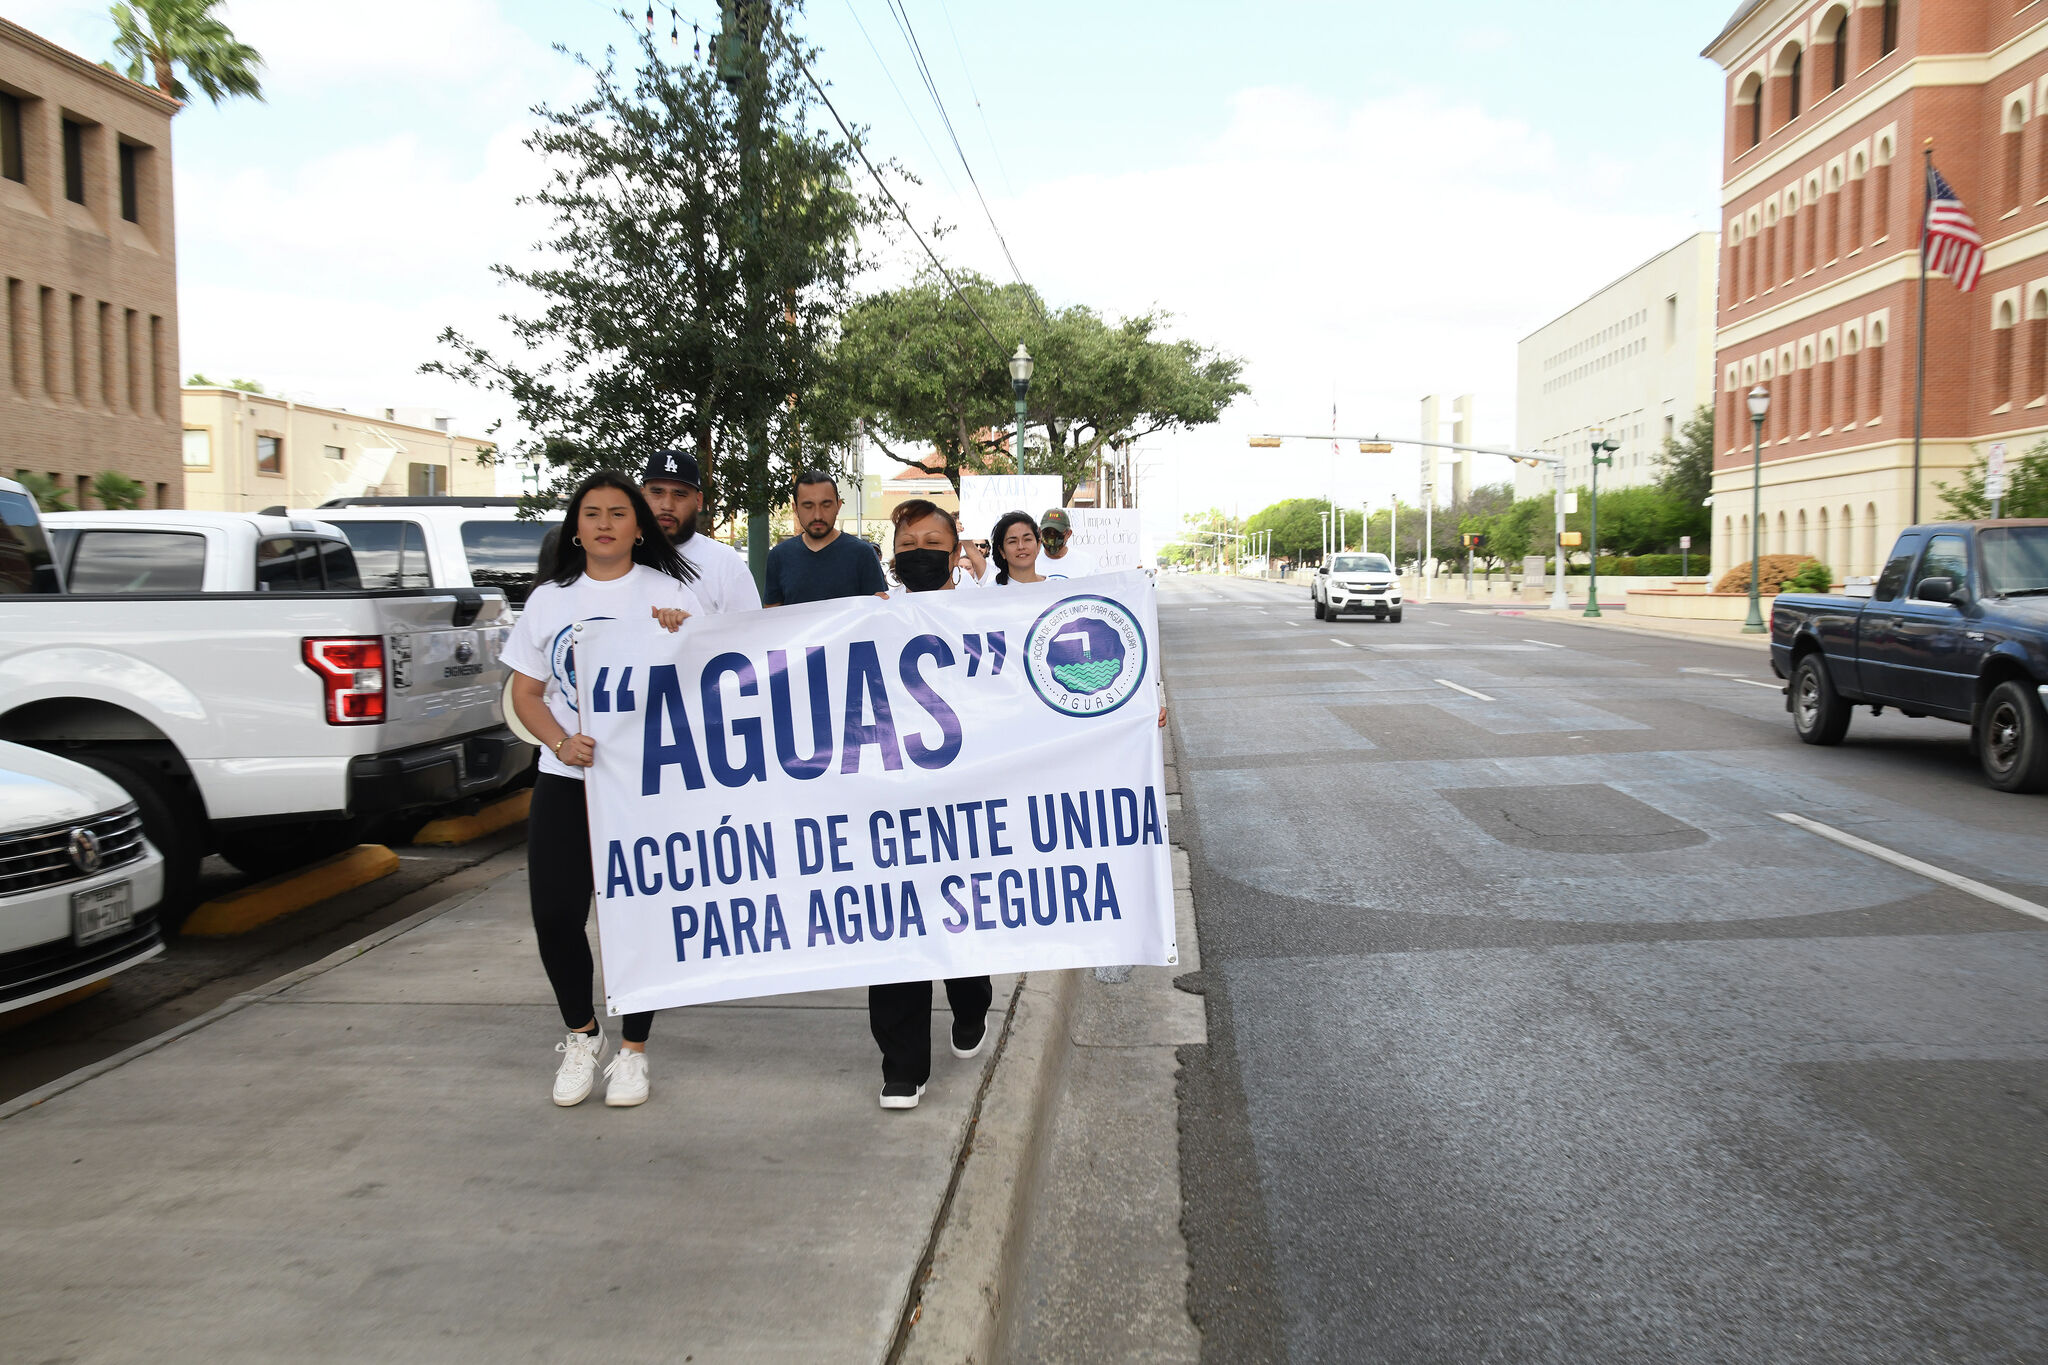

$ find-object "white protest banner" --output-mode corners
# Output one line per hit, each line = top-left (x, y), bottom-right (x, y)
(958, 474), (1062, 544)
(1071, 509), (1143, 573)
(574, 571), (1175, 1013)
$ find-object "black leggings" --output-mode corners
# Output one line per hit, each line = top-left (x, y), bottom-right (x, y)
(529, 773), (653, 1044)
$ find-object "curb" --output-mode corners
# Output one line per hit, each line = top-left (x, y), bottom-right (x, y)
(182, 843), (401, 938)
(1542, 612), (1773, 652)
(412, 789), (532, 846)
(894, 965), (1081, 1365)
(0, 858), (510, 1122)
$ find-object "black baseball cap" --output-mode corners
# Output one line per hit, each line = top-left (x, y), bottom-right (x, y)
(641, 449), (701, 489)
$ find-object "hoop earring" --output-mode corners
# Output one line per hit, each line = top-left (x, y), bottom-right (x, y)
(635, 535), (645, 545)
(572, 536), (583, 547)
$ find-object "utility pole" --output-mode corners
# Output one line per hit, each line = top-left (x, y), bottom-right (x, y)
(721, 0), (772, 592)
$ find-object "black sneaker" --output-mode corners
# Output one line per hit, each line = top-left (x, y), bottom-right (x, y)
(950, 1016), (988, 1059)
(880, 1081), (926, 1111)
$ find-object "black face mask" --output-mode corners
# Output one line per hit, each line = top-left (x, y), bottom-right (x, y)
(893, 548), (953, 592)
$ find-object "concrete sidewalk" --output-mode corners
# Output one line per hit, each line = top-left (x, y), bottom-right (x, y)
(0, 847), (1025, 1364)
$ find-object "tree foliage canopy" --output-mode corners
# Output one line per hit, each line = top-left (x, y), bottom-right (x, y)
(837, 272), (1245, 500)
(426, 12), (876, 519)
(110, 0), (264, 106)
(1938, 439), (2048, 519)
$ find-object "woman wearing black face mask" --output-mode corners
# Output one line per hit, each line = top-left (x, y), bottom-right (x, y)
(872, 499), (993, 1108)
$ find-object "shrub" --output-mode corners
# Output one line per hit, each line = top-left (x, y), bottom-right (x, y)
(1787, 561), (1834, 592)
(1610, 556), (1639, 576)
(1714, 554), (1820, 594)
(10, 471), (71, 512)
(91, 471), (145, 510)
(1633, 554), (1686, 575)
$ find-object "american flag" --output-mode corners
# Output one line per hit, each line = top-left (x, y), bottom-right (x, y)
(1922, 164), (1984, 292)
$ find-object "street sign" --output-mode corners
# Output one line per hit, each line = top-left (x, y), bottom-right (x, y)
(1987, 442), (2009, 502)
(1358, 441), (1395, 454)
(1680, 535), (1692, 549)
(1562, 492), (1579, 515)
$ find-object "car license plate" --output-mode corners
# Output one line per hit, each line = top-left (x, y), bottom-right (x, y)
(73, 881), (133, 947)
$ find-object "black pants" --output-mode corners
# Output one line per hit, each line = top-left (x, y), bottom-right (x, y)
(868, 976), (993, 1086)
(529, 773), (653, 1044)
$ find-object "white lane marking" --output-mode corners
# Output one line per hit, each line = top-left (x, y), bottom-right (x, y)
(1284, 620), (1300, 627)
(1428, 620), (1452, 628)
(1433, 678), (1496, 701)
(1772, 813), (2048, 925)
(1522, 638), (1565, 649)
(1329, 638), (1354, 648)
(1187, 607), (1208, 611)
(1727, 678), (1782, 689)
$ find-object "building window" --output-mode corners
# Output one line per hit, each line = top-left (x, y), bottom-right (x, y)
(0, 92), (22, 184)
(1788, 50), (1804, 121)
(118, 143), (139, 223)
(1995, 300), (2017, 408)
(324, 444), (345, 460)
(2030, 295), (2048, 402)
(61, 118), (85, 205)
(1749, 96), (1762, 149)
(1830, 16), (1847, 91)
(1871, 161), (1890, 242)
(182, 429), (211, 469)
(2007, 124), (2025, 213)
(1881, 0), (1899, 57)
(256, 434), (283, 475)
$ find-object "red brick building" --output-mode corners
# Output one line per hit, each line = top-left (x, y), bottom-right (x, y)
(1705, 0), (2048, 581)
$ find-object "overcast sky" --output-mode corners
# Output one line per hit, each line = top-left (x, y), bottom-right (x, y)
(14, 1), (1733, 546)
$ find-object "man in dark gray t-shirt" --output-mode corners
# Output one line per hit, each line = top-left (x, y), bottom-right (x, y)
(764, 469), (889, 606)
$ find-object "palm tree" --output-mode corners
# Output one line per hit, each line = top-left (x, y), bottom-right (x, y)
(110, 0), (265, 108)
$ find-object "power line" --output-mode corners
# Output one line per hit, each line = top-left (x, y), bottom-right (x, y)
(932, 0), (1014, 198)
(765, 11), (1007, 352)
(881, 0), (1035, 309)
(836, 0), (962, 199)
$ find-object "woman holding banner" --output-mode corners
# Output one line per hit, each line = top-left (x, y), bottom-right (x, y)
(874, 499), (996, 1109)
(988, 510), (1045, 586)
(503, 471), (703, 1110)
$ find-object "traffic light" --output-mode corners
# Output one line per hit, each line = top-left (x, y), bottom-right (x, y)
(1359, 441), (1394, 454)
(1248, 436), (1283, 448)
(1463, 533), (1486, 548)
(1560, 532), (1583, 547)
(717, 0), (763, 86)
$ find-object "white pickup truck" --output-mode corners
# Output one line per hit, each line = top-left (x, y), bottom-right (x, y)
(283, 497), (562, 611)
(43, 509), (363, 592)
(1312, 552), (1404, 622)
(0, 480), (529, 928)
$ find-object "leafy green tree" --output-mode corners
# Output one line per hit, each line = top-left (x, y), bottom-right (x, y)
(185, 371), (215, 386)
(110, 0), (264, 106)
(1654, 403), (1714, 544)
(12, 472), (72, 512)
(1244, 497), (1338, 566)
(91, 471), (145, 510)
(1157, 507), (1237, 568)
(838, 275), (1244, 501)
(1937, 440), (2048, 519)
(427, 11), (875, 526)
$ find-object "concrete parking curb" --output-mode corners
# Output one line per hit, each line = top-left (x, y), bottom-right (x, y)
(894, 965), (1081, 1365)
(412, 789), (532, 846)
(0, 866), (504, 1123)
(182, 843), (401, 937)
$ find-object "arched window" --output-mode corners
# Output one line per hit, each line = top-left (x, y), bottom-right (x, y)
(1863, 505), (1879, 571)
(1739, 74), (1764, 150)
(1995, 299), (2018, 408)
(1818, 506), (1832, 569)
(1776, 510), (1789, 555)
(1840, 505), (1856, 573)
(1789, 49), (1804, 120)
(1881, 0), (1899, 57)
(1797, 508), (1809, 555)
(2030, 291), (2048, 401)
(1830, 13), (1848, 90)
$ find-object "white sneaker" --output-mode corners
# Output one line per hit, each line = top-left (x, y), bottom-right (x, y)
(552, 1029), (608, 1106)
(603, 1048), (650, 1107)
(879, 1081), (926, 1110)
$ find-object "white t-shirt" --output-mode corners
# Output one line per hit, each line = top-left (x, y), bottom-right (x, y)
(1035, 548), (1100, 580)
(503, 565), (706, 780)
(677, 533), (762, 614)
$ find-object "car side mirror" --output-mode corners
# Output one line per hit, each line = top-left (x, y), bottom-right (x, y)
(1915, 576), (1957, 604)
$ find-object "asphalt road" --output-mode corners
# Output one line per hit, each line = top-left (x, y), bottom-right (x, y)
(1164, 576), (2048, 1365)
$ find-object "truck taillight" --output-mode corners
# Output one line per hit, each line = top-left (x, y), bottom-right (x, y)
(304, 637), (387, 725)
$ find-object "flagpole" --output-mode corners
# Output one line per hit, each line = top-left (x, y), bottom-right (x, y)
(1913, 142), (1932, 525)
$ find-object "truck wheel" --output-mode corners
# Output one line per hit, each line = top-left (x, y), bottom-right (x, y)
(1978, 680), (2048, 793)
(1313, 597), (1326, 620)
(215, 820), (371, 880)
(1791, 654), (1851, 746)
(1389, 608), (1403, 623)
(66, 753), (204, 934)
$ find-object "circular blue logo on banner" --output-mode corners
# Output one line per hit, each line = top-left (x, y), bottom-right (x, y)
(1024, 595), (1148, 717)
(549, 617), (615, 713)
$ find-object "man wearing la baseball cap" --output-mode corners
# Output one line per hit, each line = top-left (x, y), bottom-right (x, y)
(641, 448), (761, 614)
(1035, 507), (1099, 580)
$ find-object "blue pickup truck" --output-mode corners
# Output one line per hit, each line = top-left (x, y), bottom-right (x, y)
(1770, 520), (2048, 792)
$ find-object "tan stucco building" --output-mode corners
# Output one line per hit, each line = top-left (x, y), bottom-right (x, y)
(1, 16), (182, 508)
(180, 388), (497, 511)
(1515, 233), (1722, 500)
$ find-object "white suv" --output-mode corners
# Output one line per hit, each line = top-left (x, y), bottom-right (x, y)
(1, 739), (165, 1014)
(1313, 553), (1403, 622)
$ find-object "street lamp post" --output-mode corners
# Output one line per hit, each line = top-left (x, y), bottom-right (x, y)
(1583, 433), (1618, 618)
(1549, 462), (1571, 612)
(1009, 344), (1034, 476)
(1743, 384), (1770, 633)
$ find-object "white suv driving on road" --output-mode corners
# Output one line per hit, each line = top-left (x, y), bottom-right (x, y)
(1, 739), (165, 1014)
(1313, 553), (1403, 622)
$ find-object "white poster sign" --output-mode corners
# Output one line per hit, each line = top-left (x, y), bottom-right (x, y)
(1987, 442), (2009, 501)
(574, 572), (1175, 1013)
(958, 474), (1063, 545)
(1070, 509), (1143, 573)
